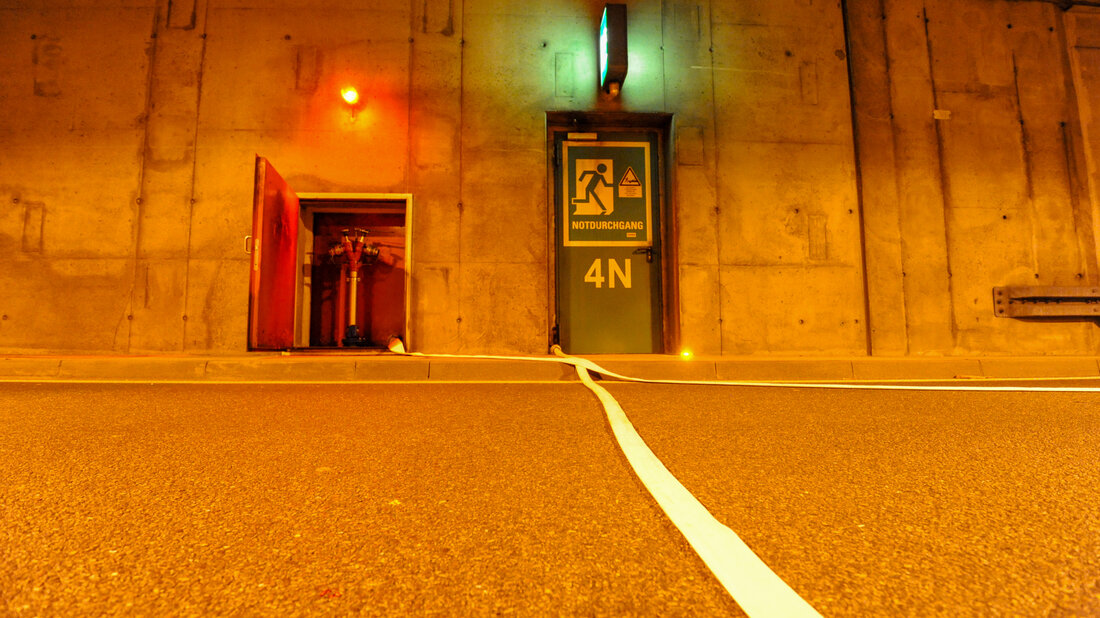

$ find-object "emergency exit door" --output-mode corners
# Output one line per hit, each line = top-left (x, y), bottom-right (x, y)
(554, 130), (664, 354)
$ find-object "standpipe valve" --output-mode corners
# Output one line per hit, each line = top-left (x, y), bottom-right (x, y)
(329, 229), (381, 347)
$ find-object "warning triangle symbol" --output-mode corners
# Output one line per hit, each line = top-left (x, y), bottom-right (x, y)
(619, 167), (642, 187)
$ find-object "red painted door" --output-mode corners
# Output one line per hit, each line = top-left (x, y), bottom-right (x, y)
(248, 157), (300, 350)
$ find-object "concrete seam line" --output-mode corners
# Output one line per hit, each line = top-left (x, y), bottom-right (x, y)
(569, 359), (820, 618)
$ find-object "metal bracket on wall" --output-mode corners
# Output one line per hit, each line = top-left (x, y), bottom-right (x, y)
(993, 286), (1100, 318)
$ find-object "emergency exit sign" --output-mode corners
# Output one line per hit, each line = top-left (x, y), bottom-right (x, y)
(561, 140), (651, 247)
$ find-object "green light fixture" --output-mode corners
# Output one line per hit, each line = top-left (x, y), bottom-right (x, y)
(599, 4), (627, 96)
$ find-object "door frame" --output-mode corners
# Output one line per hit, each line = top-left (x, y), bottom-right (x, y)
(545, 111), (679, 353)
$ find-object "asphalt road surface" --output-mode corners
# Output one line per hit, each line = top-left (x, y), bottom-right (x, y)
(2, 380), (1098, 616)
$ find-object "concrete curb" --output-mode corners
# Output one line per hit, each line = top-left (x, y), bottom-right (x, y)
(589, 359), (718, 381)
(0, 358), (62, 377)
(976, 358), (1100, 378)
(57, 358), (208, 381)
(425, 359), (576, 382)
(205, 359), (357, 381)
(355, 358), (431, 381)
(716, 360), (853, 382)
(851, 359), (983, 380)
(0, 354), (1098, 383)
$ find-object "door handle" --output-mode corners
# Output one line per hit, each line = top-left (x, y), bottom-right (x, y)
(244, 235), (253, 254)
(632, 247), (654, 263)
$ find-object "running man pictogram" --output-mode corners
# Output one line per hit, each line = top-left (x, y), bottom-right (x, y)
(571, 160), (614, 215)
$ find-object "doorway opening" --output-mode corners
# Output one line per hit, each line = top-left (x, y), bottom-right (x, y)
(248, 156), (412, 351)
(297, 197), (409, 349)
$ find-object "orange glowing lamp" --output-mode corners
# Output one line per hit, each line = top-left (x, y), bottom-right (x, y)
(340, 86), (360, 105)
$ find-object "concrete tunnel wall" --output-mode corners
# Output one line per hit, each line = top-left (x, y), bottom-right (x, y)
(1, 0), (1099, 356)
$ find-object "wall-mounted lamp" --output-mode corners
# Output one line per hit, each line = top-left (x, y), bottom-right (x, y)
(599, 4), (628, 97)
(341, 86), (360, 105)
(340, 85), (364, 120)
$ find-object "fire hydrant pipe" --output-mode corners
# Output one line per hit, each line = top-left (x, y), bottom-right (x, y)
(348, 269), (360, 330)
(336, 263), (348, 347)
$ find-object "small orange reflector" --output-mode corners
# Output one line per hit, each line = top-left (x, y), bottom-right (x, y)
(341, 87), (360, 105)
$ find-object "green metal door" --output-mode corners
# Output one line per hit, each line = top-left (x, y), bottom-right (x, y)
(555, 130), (663, 354)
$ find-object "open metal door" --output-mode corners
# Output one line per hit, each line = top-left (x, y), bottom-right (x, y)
(248, 157), (300, 350)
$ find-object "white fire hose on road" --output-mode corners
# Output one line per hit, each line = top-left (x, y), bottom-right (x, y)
(384, 336), (1098, 617)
